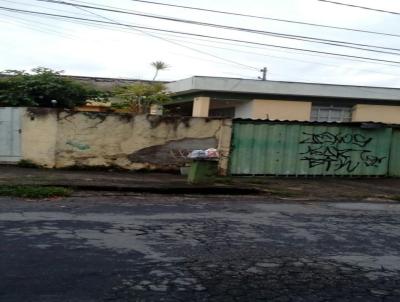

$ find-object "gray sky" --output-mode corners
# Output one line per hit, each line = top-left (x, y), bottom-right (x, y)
(1, 0), (400, 87)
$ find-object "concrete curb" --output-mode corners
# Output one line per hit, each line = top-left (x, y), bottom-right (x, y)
(35, 184), (263, 195)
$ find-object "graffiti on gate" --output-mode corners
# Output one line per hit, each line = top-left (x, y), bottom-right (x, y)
(299, 132), (386, 172)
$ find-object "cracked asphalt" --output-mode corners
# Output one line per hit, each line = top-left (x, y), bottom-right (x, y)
(1, 195), (400, 301)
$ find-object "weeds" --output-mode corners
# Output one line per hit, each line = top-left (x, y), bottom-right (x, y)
(0, 185), (72, 198)
(17, 160), (40, 168)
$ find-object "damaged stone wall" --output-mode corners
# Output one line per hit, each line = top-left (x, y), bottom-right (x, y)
(21, 108), (232, 174)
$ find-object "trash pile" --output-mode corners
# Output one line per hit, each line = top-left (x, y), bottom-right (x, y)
(188, 148), (219, 159)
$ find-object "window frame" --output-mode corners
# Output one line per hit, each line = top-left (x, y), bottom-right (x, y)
(311, 105), (353, 123)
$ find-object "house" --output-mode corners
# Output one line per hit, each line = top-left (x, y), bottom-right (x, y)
(166, 76), (400, 124)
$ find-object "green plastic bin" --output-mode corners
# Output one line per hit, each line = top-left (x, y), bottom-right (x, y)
(187, 160), (218, 184)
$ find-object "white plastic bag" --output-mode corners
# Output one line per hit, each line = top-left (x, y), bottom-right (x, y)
(188, 150), (207, 159)
(205, 148), (219, 158)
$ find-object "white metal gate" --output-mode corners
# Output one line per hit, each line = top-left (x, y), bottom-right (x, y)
(0, 107), (21, 162)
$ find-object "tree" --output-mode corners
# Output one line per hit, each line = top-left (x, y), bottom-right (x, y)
(0, 67), (101, 108)
(151, 61), (168, 80)
(112, 82), (171, 113)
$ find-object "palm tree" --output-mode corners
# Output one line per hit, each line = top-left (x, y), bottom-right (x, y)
(151, 61), (168, 80)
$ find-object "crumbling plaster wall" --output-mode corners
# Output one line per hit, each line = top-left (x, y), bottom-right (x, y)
(51, 111), (232, 173)
(20, 109), (232, 173)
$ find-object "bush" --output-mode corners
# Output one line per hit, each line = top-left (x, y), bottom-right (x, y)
(0, 67), (102, 108)
(112, 82), (171, 113)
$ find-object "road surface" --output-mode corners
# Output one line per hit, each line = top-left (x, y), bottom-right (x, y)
(1, 195), (400, 301)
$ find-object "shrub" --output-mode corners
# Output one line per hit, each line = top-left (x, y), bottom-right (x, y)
(0, 67), (102, 108)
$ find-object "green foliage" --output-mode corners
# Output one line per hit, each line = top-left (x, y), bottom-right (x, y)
(0, 67), (102, 108)
(0, 185), (72, 198)
(112, 82), (171, 113)
(390, 195), (400, 202)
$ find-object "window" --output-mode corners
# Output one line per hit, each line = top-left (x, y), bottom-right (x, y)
(311, 105), (352, 122)
(209, 107), (235, 118)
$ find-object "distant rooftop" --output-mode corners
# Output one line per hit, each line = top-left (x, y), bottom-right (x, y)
(63, 75), (166, 90)
(167, 76), (400, 101)
(0, 73), (166, 90)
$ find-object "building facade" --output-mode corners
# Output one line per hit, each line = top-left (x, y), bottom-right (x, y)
(166, 76), (400, 124)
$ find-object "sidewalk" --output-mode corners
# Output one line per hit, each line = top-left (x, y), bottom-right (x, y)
(1, 165), (400, 200)
(0, 166), (187, 188)
(0, 166), (255, 195)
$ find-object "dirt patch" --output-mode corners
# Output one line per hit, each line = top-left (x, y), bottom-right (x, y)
(230, 177), (400, 200)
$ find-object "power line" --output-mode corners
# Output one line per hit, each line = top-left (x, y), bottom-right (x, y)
(71, 4), (259, 71)
(5, 3), (400, 81)
(28, 0), (398, 62)
(0, 1), (258, 71)
(318, 0), (400, 15)
(164, 36), (400, 77)
(0, 0), (93, 17)
(126, 0), (400, 38)
(35, 0), (400, 56)
(5, 3), (400, 74)
(4, 0), (396, 70)
(5, 2), (400, 81)
(149, 31), (400, 68)
(0, 11), (77, 39)
(2, 6), (400, 66)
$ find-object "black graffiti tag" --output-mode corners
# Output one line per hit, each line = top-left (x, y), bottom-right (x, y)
(300, 145), (360, 172)
(299, 132), (385, 173)
(300, 132), (372, 147)
(360, 151), (386, 167)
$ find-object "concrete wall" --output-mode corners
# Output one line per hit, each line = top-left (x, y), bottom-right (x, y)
(234, 101), (253, 118)
(192, 97), (210, 117)
(352, 104), (400, 124)
(21, 108), (58, 167)
(251, 99), (312, 121)
(207, 99), (312, 120)
(20, 109), (232, 174)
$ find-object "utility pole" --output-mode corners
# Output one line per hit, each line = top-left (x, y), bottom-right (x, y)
(258, 67), (267, 81)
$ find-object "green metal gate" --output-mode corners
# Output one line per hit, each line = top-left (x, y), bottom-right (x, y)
(229, 121), (393, 176)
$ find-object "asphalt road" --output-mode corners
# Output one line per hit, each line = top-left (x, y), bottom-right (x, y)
(1, 195), (400, 302)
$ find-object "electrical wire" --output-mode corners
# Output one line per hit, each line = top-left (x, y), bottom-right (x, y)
(4, 2), (399, 83)
(126, 0), (400, 38)
(164, 36), (400, 77)
(1, 6), (400, 66)
(3, 1), (396, 71)
(34, 0), (400, 55)
(318, 0), (400, 15)
(11, 0), (400, 64)
(137, 30), (400, 68)
(4, 5), (400, 75)
(72, 5), (259, 71)
(0, 0), (96, 17)
(0, 1), (257, 71)
(0, 10), (77, 39)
